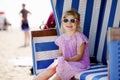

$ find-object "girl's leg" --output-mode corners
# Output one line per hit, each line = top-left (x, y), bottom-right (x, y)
(51, 73), (61, 80)
(35, 68), (56, 80)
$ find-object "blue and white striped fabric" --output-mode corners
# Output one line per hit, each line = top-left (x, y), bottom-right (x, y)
(75, 64), (108, 80)
(51, 0), (120, 64)
(31, 35), (58, 74)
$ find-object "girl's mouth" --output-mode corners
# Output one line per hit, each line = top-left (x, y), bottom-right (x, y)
(66, 26), (73, 28)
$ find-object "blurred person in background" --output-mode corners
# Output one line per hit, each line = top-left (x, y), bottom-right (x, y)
(19, 3), (31, 47)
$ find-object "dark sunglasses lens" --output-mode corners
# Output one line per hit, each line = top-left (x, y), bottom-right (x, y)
(63, 19), (68, 23)
(70, 19), (75, 23)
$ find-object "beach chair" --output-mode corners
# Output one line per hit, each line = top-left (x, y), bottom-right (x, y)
(31, 0), (120, 80)
(50, 0), (120, 80)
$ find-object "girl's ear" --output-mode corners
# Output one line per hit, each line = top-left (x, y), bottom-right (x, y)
(76, 21), (80, 27)
(76, 22), (81, 31)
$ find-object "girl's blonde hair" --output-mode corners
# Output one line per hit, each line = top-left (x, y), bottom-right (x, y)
(61, 9), (81, 33)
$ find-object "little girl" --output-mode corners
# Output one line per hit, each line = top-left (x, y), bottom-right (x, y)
(35, 9), (90, 80)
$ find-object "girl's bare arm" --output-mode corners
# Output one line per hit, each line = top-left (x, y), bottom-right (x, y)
(58, 46), (63, 56)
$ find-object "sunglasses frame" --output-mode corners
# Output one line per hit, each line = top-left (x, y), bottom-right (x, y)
(62, 18), (79, 23)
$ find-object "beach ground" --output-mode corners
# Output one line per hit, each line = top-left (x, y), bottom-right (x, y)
(0, 27), (35, 80)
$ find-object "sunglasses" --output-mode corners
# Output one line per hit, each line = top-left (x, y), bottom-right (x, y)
(63, 18), (79, 23)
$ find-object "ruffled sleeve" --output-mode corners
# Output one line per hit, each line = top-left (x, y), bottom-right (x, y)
(76, 32), (88, 47)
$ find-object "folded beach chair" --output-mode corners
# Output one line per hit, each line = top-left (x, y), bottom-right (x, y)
(31, 29), (58, 75)
(31, 0), (120, 80)
(108, 27), (120, 80)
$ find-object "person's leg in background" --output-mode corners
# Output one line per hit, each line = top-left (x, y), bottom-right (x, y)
(24, 30), (30, 47)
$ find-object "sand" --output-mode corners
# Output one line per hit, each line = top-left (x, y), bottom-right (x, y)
(0, 27), (36, 80)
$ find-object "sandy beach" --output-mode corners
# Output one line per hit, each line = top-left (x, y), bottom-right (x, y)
(0, 27), (35, 80)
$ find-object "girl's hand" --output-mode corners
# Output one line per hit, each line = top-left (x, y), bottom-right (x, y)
(65, 57), (71, 62)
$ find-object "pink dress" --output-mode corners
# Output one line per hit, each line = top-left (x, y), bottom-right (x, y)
(48, 32), (90, 80)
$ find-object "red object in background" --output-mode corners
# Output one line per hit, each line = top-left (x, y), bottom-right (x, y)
(0, 12), (4, 15)
(43, 12), (56, 29)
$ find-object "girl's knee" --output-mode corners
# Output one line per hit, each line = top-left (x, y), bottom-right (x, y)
(50, 73), (61, 80)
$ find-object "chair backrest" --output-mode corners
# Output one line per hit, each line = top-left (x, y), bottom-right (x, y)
(31, 29), (58, 74)
(51, 0), (120, 64)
